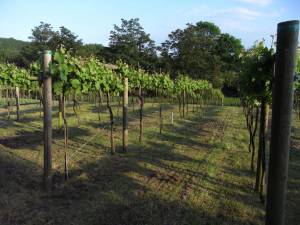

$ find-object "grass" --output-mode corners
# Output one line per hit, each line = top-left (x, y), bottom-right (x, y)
(0, 100), (299, 225)
(223, 97), (240, 106)
(0, 97), (40, 107)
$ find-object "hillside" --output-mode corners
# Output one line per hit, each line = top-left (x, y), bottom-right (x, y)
(0, 37), (28, 63)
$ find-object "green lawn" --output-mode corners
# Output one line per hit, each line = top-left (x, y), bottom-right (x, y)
(0, 100), (299, 225)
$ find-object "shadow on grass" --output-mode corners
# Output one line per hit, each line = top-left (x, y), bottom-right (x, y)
(286, 137), (300, 225)
(0, 104), (265, 225)
(0, 126), (91, 151)
(0, 144), (258, 225)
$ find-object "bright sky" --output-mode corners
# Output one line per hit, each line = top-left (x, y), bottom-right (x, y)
(0, 0), (299, 48)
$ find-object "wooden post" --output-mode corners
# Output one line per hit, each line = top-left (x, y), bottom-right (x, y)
(171, 112), (174, 125)
(159, 104), (163, 134)
(138, 86), (144, 143)
(123, 77), (128, 152)
(183, 90), (186, 118)
(58, 94), (64, 129)
(265, 20), (299, 225)
(15, 86), (20, 121)
(42, 50), (52, 189)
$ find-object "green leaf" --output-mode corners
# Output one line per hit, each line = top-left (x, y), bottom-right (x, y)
(71, 79), (81, 89)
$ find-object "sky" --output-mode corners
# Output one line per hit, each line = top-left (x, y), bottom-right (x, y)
(0, 0), (299, 48)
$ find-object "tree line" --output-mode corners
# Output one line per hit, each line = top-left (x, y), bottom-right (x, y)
(1, 18), (244, 94)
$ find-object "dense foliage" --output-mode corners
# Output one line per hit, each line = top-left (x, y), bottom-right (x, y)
(0, 38), (28, 64)
(161, 22), (243, 88)
(0, 63), (32, 89)
(239, 40), (274, 202)
(107, 18), (158, 72)
(1, 18), (245, 93)
(239, 41), (274, 104)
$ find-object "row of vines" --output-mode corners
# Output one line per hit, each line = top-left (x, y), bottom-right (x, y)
(240, 40), (300, 203)
(0, 47), (224, 182)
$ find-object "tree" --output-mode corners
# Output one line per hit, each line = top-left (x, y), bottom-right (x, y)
(77, 44), (104, 58)
(239, 41), (274, 201)
(108, 18), (158, 72)
(12, 22), (56, 67)
(216, 33), (244, 95)
(16, 43), (41, 67)
(161, 21), (244, 89)
(216, 33), (243, 72)
(0, 38), (29, 65)
(161, 22), (221, 85)
(18, 22), (83, 67)
(51, 26), (83, 52)
(29, 22), (55, 51)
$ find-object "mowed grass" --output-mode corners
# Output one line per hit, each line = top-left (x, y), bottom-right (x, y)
(0, 99), (299, 225)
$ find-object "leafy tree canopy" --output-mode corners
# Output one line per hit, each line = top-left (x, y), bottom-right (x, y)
(160, 21), (243, 89)
(108, 18), (158, 72)
(239, 40), (274, 104)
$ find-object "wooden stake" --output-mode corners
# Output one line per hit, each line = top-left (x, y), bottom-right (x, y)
(42, 50), (52, 190)
(265, 20), (299, 225)
(15, 86), (20, 121)
(123, 78), (128, 152)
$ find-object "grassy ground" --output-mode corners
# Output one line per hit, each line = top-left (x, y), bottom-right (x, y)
(0, 99), (299, 225)
(0, 97), (40, 107)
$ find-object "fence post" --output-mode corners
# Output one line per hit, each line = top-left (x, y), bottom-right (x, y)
(265, 20), (299, 225)
(123, 77), (128, 152)
(15, 86), (20, 121)
(42, 50), (52, 190)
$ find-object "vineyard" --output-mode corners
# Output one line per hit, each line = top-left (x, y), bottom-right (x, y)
(0, 18), (299, 225)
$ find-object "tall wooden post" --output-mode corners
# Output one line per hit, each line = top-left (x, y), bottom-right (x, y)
(123, 77), (128, 152)
(15, 86), (20, 121)
(159, 104), (163, 134)
(58, 94), (64, 129)
(42, 50), (52, 189)
(265, 20), (299, 225)
(183, 90), (186, 118)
